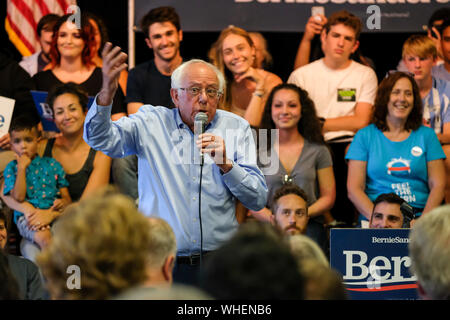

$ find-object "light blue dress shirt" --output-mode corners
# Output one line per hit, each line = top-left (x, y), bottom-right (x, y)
(84, 100), (267, 255)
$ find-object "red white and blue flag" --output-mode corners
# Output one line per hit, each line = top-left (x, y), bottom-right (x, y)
(5, 0), (77, 57)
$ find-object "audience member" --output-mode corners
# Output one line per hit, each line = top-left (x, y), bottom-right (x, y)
(288, 10), (378, 226)
(32, 13), (126, 121)
(299, 259), (348, 300)
(114, 283), (212, 300)
(36, 187), (152, 299)
(143, 217), (177, 288)
(249, 32), (273, 70)
(293, 11), (374, 70)
(1, 83), (111, 261)
(0, 250), (20, 300)
(209, 26), (282, 127)
(86, 12), (128, 94)
(0, 211), (47, 299)
(271, 184), (309, 236)
(369, 193), (413, 229)
(402, 35), (450, 135)
(425, 7), (449, 62)
(397, 7), (450, 73)
(288, 234), (329, 266)
(346, 72), (446, 225)
(127, 6), (183, 113)
(0, 51), (40, 164)
(251, 83), (335, 248)
(3, 115), (71, 250)
(402, 35), (450, 202)
(409, 204), (450, 300)
(19, 14), (60, 77)
(83, 48), (267, 286)
(200, 221), (305, 299)
(288, 235), (347, 300)
(433, 18), (450, 82)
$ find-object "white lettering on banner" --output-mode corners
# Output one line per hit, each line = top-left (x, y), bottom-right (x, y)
(371, 236), (410, 244)
(234, 0), (434, 3)
(342, 250), (416, 282)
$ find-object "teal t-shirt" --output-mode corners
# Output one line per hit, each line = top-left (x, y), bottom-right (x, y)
(346, 124), (445, 219)
(3, 155), (69, 223)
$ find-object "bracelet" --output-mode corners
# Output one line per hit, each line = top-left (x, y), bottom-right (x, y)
(253, 90), (264, 98)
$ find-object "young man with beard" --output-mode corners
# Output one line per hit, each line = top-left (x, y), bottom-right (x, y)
(271, 184), (309, 236)
(126, 6), (183, 113)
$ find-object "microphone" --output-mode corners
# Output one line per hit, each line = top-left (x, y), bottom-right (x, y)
(194, 112), (208, 166)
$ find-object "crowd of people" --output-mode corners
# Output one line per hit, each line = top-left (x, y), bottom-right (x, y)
(0, 5), (450, 300)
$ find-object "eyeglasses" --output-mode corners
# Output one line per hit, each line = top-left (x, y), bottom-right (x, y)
(178, 87), (222, 99)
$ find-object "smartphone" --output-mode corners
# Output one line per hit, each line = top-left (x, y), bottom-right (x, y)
(311, 6), (325, 21)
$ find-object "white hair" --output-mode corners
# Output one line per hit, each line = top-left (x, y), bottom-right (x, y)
(409, 205), (450, 299)
(146, 217), (177, 269)
(171, 59), (226, 94)
(289, 234), (329, 267)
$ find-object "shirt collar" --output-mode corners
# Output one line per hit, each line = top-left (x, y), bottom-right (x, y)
(174, 108), (219, 131)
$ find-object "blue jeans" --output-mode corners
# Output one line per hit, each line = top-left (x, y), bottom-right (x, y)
(111, 155), (138, 201)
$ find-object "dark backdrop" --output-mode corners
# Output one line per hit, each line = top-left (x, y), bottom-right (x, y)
(1, 0), (417, 83)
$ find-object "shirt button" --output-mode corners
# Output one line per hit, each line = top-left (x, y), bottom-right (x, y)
(193, 240), (196, 243)
(193, 197), (196, 201)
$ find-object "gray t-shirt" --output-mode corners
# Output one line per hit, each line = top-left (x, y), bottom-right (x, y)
(259, 139), (333, 222)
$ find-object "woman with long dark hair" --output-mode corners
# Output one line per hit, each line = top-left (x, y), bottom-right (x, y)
(250, 83), (336, 249)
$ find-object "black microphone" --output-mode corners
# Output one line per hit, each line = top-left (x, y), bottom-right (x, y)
(194, 112), (208, 166)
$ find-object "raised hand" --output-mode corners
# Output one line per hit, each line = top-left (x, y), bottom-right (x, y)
(98, 42), (128, 106)
(0, 133), (10, 150)
(304, 14), (327, 41)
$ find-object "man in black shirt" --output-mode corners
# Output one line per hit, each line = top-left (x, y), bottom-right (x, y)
(126, 6), (183, 113)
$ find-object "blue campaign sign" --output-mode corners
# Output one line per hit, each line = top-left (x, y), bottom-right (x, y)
(31, 91), (95, 132)
(330, 228), (419, 300)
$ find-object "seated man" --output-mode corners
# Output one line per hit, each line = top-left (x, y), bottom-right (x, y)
(144, 217), (177, 288)
(402, 34), (450, 202)
(271, 184), (309, 236)
(369, 193), (414, 229)
(288, 10), (378, 226)
(0, 211), (47, 299)
(19, 14), (60, 77)
(433, 18), (450, 82)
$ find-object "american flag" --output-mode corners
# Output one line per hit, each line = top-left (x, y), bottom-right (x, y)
(5, 0), (77, 57)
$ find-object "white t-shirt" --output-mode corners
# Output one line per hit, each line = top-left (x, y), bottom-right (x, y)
(288, 59), (378, 142)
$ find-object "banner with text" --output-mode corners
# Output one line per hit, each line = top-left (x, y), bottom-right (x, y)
(330, 228), (418, 300)
(135, 0), (449, 33)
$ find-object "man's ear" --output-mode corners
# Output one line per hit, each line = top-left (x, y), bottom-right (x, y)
(170, 88), (179, 108)
(145, 37), (153, 50)
(163, 254), (175, 283)
(351, 40), (360, 54)
(178, 29), (183, 42)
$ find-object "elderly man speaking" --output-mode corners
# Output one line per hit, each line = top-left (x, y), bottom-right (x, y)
(83, 43), (267, 285)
